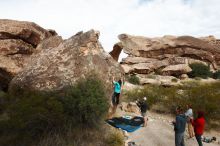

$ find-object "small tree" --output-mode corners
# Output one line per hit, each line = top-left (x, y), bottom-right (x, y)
(0, 74), (109, 145)
(62, 74), (109, 127)
(213, 70), (220, 79)
(126, 75), (140, 85)
(188, 63), (212, 79)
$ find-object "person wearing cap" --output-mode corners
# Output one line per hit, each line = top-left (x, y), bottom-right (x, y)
(136, 97), (148, 127)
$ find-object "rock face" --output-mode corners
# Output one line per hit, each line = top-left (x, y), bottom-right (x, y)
(112, 34), (220, 84)
(137, 74), (180, 86)
(0, 19), (62, 91)
(161, 64), (192, 76)
(120, 102), (141, 115)
(35, 35), (63, 52)
(109, 42), (123, 61)
(10, 30), (124, 96)
(0, 19), (53, 46)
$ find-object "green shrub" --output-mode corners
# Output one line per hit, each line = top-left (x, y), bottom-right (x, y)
(0, 74), (109, 145)
(105, 129), (124, 146)
(62, 75), (109, 127)
(194, 77), (202, 80)
(126, 75), (140, 85)
(124, 82), (220, 129)
(0, 93), (63, 145)
(38, 127), (108, 146)
(0, 92), (65, 145)
(213, 70), (220, 79)
(171, 78), (178, 82)
(188, 63), (212, 79)
(124, 85), (166, 109)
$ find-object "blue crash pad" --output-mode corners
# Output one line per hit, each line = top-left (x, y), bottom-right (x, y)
(106, 116), (144, 132)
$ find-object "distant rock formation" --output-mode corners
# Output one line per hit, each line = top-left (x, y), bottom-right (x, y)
(10, 30), (124, 96)
(0, 19), (62, 91)
(111, 34), (220, 84)
(109, 42), (123, 61)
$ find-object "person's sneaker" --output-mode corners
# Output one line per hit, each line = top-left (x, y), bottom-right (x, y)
(211, 137), (217, 141)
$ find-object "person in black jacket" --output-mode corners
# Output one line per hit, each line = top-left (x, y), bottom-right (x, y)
(136, 97), (148, 127)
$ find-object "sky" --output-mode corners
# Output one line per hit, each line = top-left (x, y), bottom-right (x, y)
(1, 0), (220, 59)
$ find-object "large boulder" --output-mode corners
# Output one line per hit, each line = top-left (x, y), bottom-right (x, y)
(0, 39), (34, 90)
(121, 57), (169, 74)
(0, 19), (61, 91)
(0, 39), (34, 56)
(161, 64), (192, 76)
(113, 34), (220, 79)
(35, 35), (63, 52)
(121, 57), (158, 64)
(118, 34), (220, 58)
(137, 74), (180, 86)
(10, 30), (124, 96)
(120, 102), (141, 115)
(0, 19), (53, 46)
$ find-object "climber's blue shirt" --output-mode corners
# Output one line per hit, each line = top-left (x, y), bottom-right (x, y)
(113, 81), (121, 93)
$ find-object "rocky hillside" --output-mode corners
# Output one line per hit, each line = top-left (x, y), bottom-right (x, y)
(110, 34), (220, 84)
(1, 19), (220, 91)
(0, 19), (62, 91)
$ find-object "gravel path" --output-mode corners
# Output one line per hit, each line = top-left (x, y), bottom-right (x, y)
(126, 112), (220, 146)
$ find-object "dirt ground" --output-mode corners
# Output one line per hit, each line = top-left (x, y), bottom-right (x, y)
(122, 111), (220, 146)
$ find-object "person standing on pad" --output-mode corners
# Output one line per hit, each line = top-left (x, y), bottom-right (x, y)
(136, 97), (148, 127)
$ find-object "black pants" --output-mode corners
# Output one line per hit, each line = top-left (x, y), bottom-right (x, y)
(112, 92), (120, 106)
(195, 135), (203, 146)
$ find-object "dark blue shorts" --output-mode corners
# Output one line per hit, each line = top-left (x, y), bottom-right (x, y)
(112, 92), (120, 105)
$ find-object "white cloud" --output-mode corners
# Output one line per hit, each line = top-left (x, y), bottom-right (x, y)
(1, 0), (220, 60)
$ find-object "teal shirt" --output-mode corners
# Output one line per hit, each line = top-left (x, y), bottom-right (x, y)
(114, 81), (121, 93)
